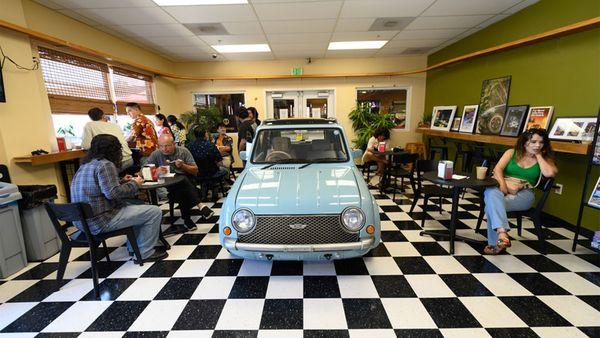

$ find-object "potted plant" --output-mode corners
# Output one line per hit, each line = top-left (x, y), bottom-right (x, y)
(418, 112), (432, 128)
(179, 105), (223, 143)
(348, 102), (395, 150)
(57, 125), (77, 150)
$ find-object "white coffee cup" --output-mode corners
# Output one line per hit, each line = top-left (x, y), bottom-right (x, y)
(476, 166), (487, 180)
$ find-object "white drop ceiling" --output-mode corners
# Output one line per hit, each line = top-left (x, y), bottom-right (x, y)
(33, 0), (539, 62)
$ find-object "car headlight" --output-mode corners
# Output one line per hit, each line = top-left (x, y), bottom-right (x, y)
(232, 208), (256, 233)
(341, 207), (365, 232)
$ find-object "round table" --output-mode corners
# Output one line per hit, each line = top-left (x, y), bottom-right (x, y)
(421, 171), (497, 254)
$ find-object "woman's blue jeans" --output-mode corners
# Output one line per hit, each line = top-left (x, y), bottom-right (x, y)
(483, 187), (535, 246)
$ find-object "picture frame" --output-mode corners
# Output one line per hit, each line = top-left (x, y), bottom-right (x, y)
(430, 106), (457, 131)
(587, 176), (600, 209)
(458, 105), (479, 133)
(549, 117), (597, 141)
(524, 106), (554, 131)
(450, 117), (461, 131)
(500, 105), (529, 137)
(477, 76), (511, 135)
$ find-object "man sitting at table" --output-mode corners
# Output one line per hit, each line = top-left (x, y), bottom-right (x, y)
(188, 126), (229, 200)
(82, 107), (134, 172)
(147, 134), (214, 231)
(71, 134), (167, 263)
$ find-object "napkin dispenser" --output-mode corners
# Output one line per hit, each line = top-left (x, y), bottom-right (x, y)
(437, 160), (454, 180)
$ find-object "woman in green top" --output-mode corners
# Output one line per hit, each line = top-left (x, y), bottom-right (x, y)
(483, 128), (558, 255)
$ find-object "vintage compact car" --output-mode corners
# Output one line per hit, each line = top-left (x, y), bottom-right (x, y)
(219, 118), (381, 260)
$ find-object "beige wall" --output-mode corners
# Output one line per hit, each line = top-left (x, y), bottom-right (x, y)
(172, 57), (428, 165)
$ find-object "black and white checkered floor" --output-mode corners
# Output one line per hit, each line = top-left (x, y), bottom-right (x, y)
(0, 183), (599, 337)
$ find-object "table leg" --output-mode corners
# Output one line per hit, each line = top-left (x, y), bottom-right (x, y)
(449, 187), (461, 254)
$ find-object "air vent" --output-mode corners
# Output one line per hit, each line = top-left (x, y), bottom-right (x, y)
(400, 47), (433, 55)
(369, 17), (415, 32)
(270, 166), (297, 170)
(184, 23), (229, 36)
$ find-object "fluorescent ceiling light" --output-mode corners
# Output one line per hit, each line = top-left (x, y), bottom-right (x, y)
(212, 44), (271, 53)
(153, 0), (247, 5)
(328, 41), (388, 50)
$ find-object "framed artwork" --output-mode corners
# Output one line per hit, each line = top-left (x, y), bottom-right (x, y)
(549, 117), (596, 141)
(500, 105), (529, 137)
(524, 106), (554, 130)
(588, 176), (600, 209)
(459, 105), (478, 133)
(477, 76), (511, 134)
(450, 117), (461, 131)
(430, 106), (457, 131)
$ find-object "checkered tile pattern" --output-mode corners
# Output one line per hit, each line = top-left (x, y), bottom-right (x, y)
(0, 181), (599, 337)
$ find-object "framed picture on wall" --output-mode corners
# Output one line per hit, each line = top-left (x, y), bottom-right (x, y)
(549, 117), (596, 141)
(524, 106), (554, 131)
(430, 106), (457, 131)
(477, 75), (511, 135)
(450, 117), (461, 131)
(500, 105), (529, 137)
(459, 105), (479, 133)
(588, 176), (600, 209)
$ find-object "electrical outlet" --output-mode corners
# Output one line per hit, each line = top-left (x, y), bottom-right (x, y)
(554, 183), (563, 195)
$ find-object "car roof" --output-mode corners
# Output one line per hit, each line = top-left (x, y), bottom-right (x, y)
(258, 118), (340, 129)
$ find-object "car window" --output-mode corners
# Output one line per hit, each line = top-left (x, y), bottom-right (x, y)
(251, 127), (348, 164)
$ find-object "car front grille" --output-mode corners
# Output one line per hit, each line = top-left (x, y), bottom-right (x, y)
(238, 215), (360, 245)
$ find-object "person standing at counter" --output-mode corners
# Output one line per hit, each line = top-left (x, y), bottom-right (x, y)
(126, 102), (158, 164)
(483, 128), (558, 255)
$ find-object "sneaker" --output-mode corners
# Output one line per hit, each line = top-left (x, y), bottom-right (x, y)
(200, 206), (214, 219)
(183, 218), (198, 231)
(134, 250), (168, 264)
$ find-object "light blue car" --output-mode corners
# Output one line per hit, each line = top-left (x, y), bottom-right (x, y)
(219, 118), (381, 260)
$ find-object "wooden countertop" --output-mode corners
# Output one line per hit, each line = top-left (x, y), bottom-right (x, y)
(416, 128), (590, 155)
(13, 149), (86, 166)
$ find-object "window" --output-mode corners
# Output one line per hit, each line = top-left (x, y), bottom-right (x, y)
(193, 93), (245, 132)
(112, 67), (155, 115)
(357, 88), (409, 131)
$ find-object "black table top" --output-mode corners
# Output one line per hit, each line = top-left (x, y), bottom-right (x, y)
(139, 175), (185, 190)
(423, 171), (497, 189)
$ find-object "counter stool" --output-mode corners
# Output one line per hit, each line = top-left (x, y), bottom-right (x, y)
(428, 138), (448, 161)
(453, 143), (472, 173)
(405, 142), (427, 160)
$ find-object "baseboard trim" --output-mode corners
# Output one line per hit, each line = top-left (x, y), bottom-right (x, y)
(541, 212), (594, 239)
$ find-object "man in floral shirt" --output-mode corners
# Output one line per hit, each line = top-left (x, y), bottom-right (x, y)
(126, 102), (158, 163)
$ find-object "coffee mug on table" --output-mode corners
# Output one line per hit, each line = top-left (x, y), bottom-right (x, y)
(476, 166), (487, 180)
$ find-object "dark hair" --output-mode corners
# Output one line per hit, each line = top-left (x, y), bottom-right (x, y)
(155, 113), (174, 136)
(125, 102), (141, 111)
(87, 107), (105, 121)
(373, 127), (390, 140)
(193, 126), (207, 139)
(83, 134), (123, 168)
(167, 114), (185, 129)
(217, 123), (227, 129)
(516, 128), (555, 161)
(247, 107), (261, 125)
(238, 106), (249, 119)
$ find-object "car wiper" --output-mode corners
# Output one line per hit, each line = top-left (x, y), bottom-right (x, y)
(299, 158), (338, 169)
(261, 163), (276, 170)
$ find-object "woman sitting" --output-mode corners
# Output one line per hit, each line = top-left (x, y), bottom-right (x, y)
(362, 127), (391, 187)
(154, 113), (173, 137)
(483, 128), (558, 255)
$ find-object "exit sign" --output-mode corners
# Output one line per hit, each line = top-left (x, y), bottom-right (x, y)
(291, 67), (303, 76)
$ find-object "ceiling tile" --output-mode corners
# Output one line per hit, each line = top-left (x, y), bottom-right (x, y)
(155, 45), (215, 54)
(221, 52), (274, 61)
(476, 14), (510, 28)
(57, 9), (103, 26)
(262, 19), (336, 34)
(270, 42), (328, 53)
(274, 50), (327, 59)
(325, 49), (378, 58)
(75, 7), (177, 25)
(250, 0), (325, 3)
(51, 0), (156, 8)
(331, 31), (397, 41)
(200, 34), (267, 45)
(162, 4), (256, 23)
(375, 47), (409, 56)
(334, 18), (376, 32)
(422, 0), (522, 16)
(393, 28), (467, 41)
(340, 0), (435, 18)
(222, 21), (264, 35)
(406, 15), (493, 30)
(503, 0), (540, 14)
(109, 24), (194, 37)
(267, 33), (331, 44)
(253, 1), (342, 21)
(386, 38), (447, 48)
(140, 36), (208, 47)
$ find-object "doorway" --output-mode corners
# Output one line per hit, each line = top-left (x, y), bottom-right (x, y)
(266, 90), (335, 120)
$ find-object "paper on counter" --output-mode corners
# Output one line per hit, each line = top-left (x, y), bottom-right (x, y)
(452, 174), (468, 180)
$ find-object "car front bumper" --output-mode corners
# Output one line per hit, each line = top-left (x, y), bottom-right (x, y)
(223, 237), (375, 253)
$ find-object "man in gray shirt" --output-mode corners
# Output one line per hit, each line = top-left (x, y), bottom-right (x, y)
(147, 134), (213, 230)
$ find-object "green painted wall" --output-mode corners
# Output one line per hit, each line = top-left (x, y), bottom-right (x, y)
(425, 0), (600, 231)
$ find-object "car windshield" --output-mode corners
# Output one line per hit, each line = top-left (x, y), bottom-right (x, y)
(251, 127), (349, 164)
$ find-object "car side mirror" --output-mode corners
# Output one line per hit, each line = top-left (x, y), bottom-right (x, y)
(351, 149), (363, 159)
(239, 151), (247, 161)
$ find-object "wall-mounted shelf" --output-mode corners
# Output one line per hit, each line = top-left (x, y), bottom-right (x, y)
(415, 128), (590, 155)
(13, 150), (86, 166)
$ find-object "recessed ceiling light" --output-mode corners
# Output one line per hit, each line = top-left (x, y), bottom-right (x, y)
(328, 41), (388, 50)
(212, 44), (271, 53)
(153, 0), (248, 5)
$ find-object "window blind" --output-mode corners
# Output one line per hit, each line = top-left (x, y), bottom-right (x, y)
(112, 67), (155, 115)
(38, 47), (114, 114)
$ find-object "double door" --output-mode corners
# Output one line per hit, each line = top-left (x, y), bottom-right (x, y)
(266, 90), (334, 120)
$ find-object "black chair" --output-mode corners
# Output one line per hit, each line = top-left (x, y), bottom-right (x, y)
(409, 160), (454, 228)
(0, 164), (11, 183)
(388, 153), (419, 201)
(475, 176), (556, 254)
(428, 138), (448, 160)
(197, 171), (227, 202)
(361, 160), (378, 181)
(44, 202), (144, 299)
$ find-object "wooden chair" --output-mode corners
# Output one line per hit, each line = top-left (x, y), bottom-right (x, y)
(405, 142), (426, 160)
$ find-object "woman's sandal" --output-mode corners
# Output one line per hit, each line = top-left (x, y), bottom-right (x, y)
(483, 245), (504, 255)
(496, 234), (512, 250)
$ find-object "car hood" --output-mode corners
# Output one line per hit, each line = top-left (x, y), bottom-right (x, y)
(234, 165), (362, 214)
